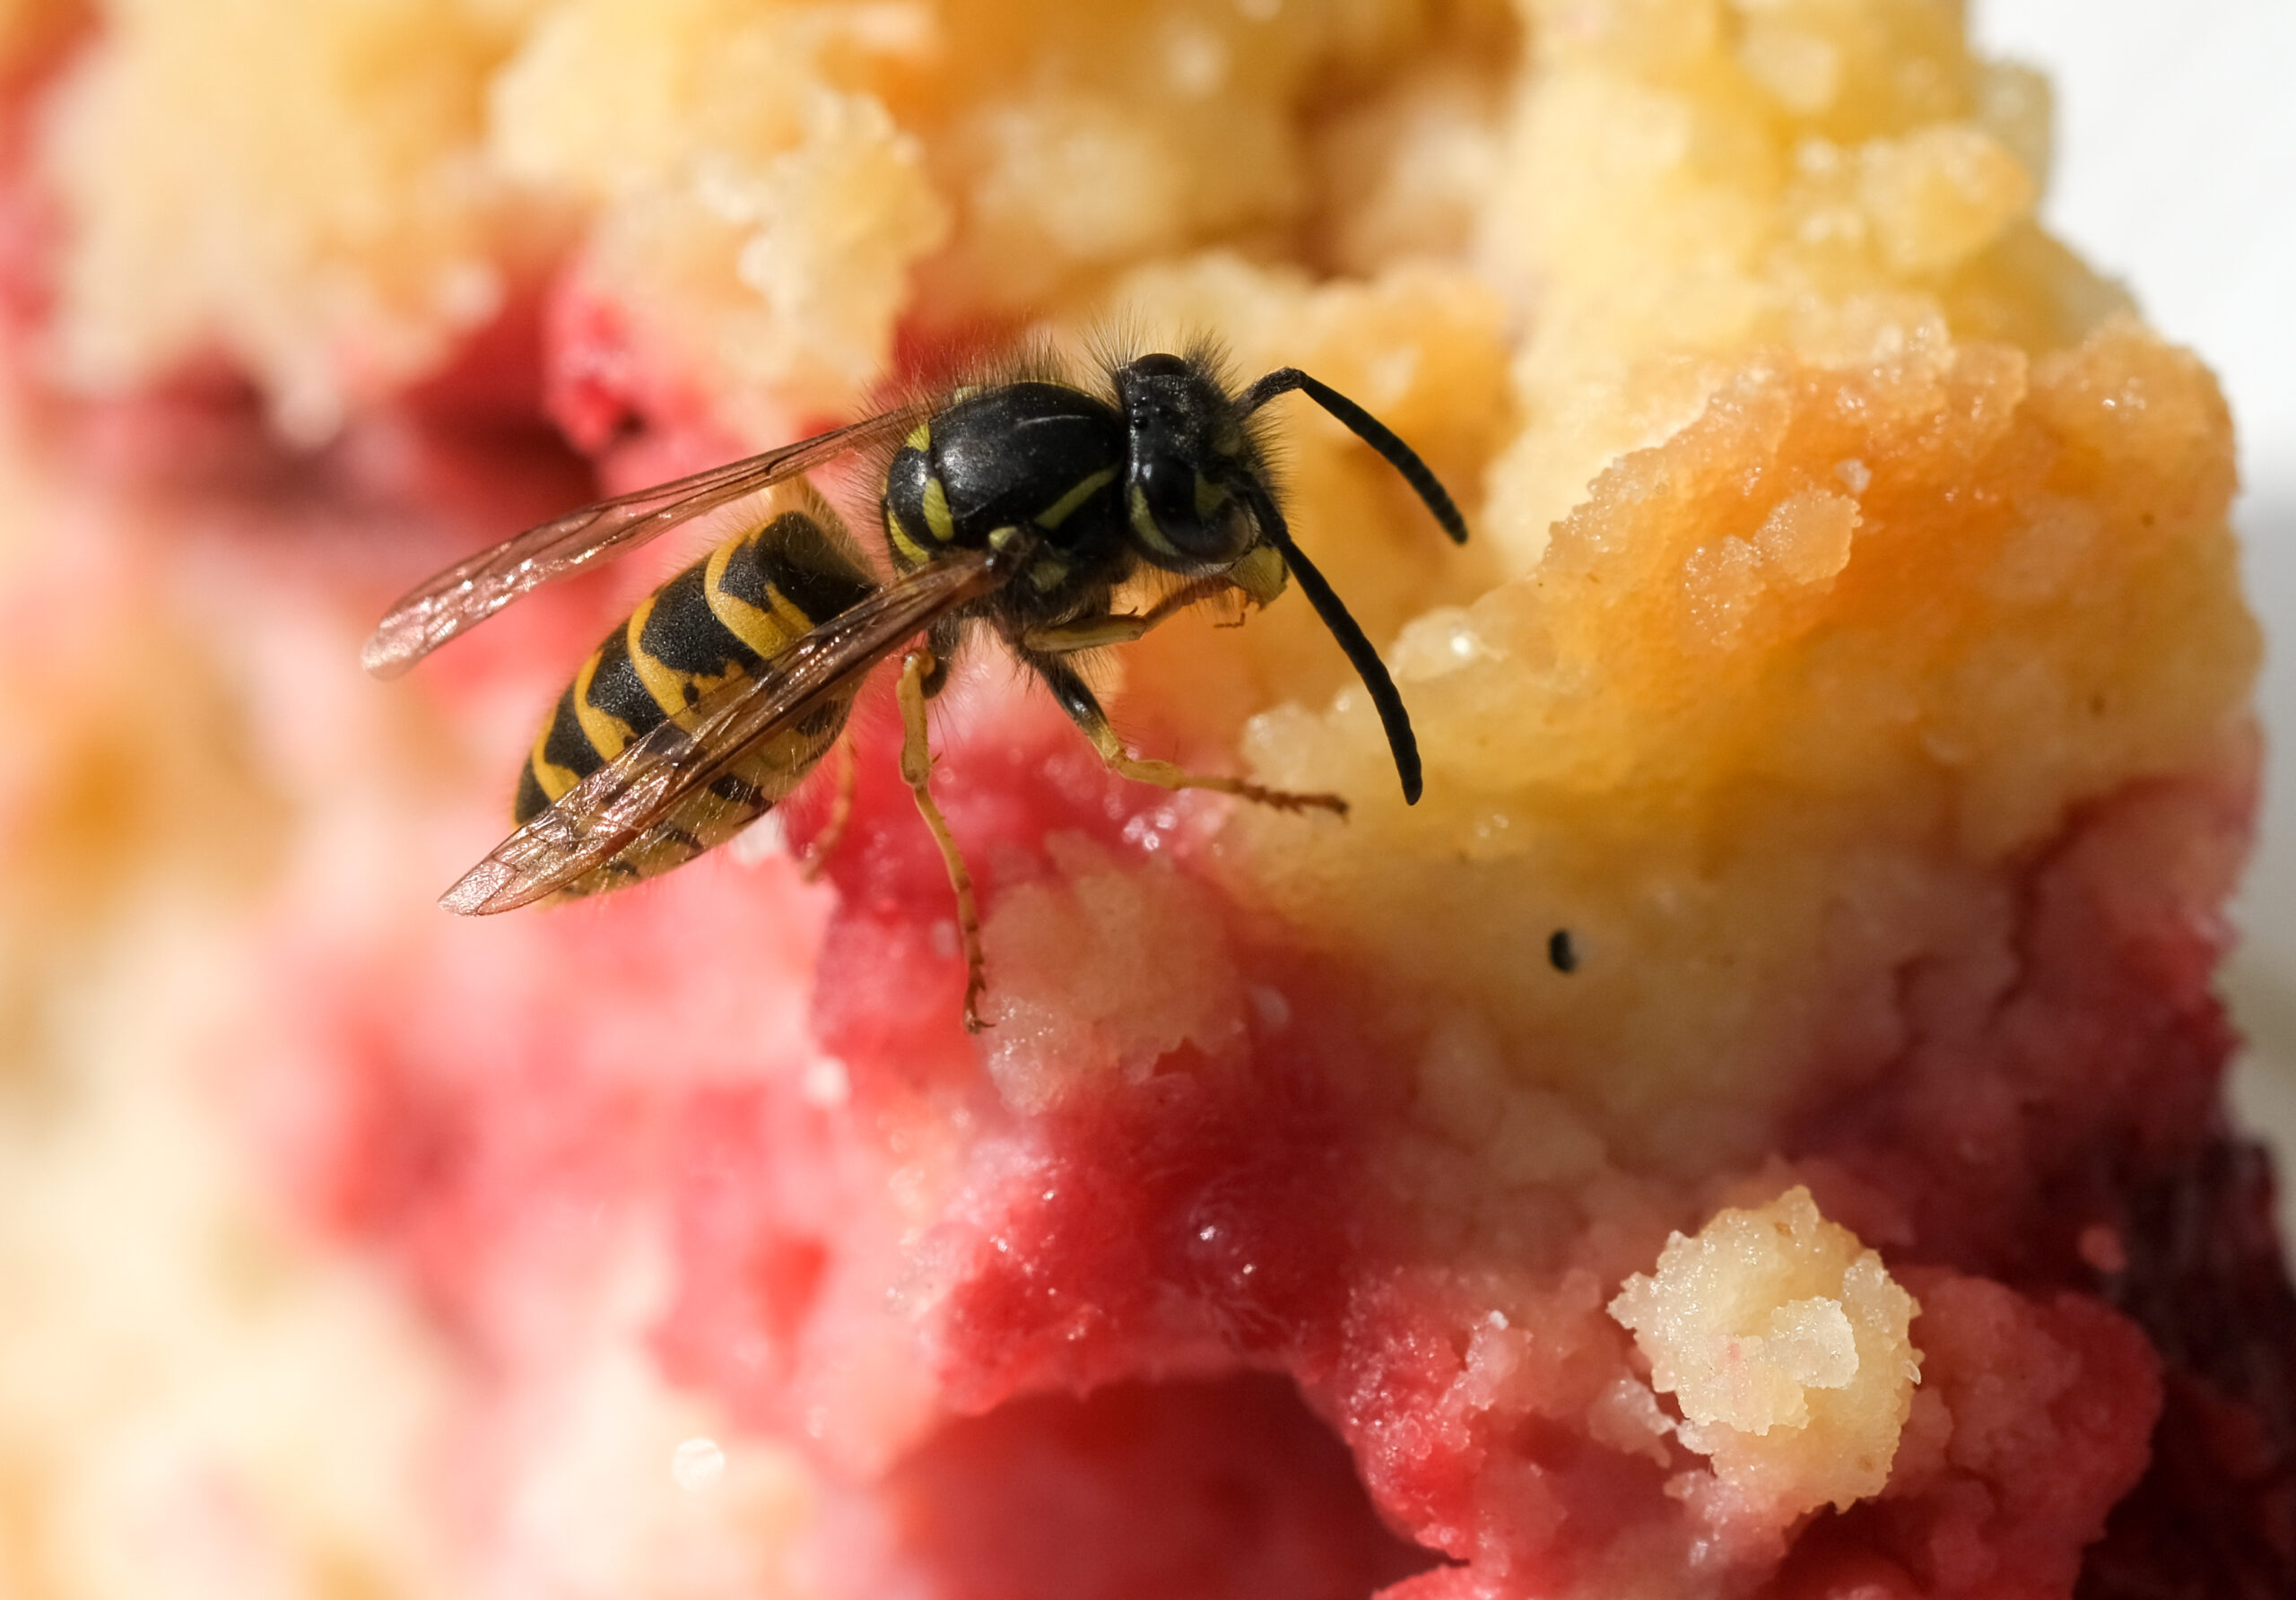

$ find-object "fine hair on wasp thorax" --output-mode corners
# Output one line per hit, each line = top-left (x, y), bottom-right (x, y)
(363, 340), (1470, 1030)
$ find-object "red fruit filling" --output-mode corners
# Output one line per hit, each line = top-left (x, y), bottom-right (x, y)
(245, 659), (2293, 1596)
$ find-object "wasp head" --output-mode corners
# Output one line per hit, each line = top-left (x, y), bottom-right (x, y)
(1113, 352), (1259, 573)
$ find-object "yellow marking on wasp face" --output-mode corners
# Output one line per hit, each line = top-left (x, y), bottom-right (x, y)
(1034, 466), (1117, 529)
(627, 595), (716, 720)
(571, 651), (633, 761)
(1194, 474), (1229, 521)
(703, 539), (791, 661)
(921, 476), (956, 543)
(530, 719), (580, 804)
(1028, 553), (1071, 592)
(987, 524), (1023, 553)
(1127, 483), (1184, 559)
(1232, 541), (1287, 606)
(905, 421), (932, 451)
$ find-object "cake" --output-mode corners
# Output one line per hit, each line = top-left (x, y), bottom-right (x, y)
(0, 1), (2289, 1596)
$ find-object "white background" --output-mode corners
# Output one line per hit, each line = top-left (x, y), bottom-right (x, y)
(1975, 0), (2296, 1234)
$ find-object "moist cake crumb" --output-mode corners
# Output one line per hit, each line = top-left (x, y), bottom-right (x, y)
(0, 1), (2284, 1597)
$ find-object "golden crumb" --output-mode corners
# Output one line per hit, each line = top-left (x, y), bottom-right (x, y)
(1611, 1185), (1920, 1517)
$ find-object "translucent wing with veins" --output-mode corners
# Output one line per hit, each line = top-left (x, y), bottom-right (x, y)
(361, 404), (931, 679)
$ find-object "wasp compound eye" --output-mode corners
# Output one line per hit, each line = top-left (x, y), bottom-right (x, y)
(1137, 453), (1248, 563)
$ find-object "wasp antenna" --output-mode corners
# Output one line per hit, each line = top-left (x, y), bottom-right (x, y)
(1237, 369), (1469, 546)
(1245, 488), (1423, 805)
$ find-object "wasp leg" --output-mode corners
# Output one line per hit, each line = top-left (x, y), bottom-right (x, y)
(1028, 651), (1348, 818)
(1018, 575), (1237, 655)
(918, 615), (961, 698)
(798, 733), (857, 883)
(898, 649), (989, 1031)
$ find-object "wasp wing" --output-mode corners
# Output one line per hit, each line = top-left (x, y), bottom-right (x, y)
(362, 404), (931, 679)
(439, 543), (1007, 916)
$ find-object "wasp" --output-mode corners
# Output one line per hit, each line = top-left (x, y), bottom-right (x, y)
(364, 347), (1467, 1028)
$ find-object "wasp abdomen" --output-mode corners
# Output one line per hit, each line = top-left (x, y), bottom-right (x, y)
(514, 509), (877, 896)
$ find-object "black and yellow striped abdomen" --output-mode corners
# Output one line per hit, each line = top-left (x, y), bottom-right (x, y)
(516, 507), (878, 896)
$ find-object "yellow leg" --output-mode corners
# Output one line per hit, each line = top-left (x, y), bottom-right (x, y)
(1084, 721), (1348, 818)
(898, 650), (989, 1032)
(1018, 575), (1240, 655)
(798, 734), (856, 883)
